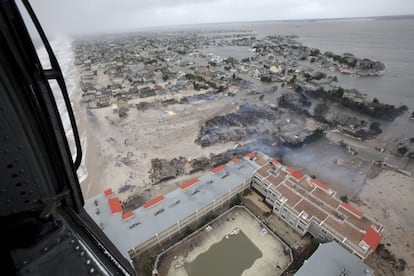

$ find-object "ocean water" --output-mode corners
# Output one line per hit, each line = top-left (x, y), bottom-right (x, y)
(36, 37), (88, 183)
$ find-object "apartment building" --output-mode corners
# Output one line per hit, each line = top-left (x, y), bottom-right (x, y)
(248, 152), (383, 259)
(85, 151), (382, 261)
(85, 156), (259, 260)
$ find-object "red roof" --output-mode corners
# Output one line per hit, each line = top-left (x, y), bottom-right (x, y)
(108, 197), (122, 214)
(104, 188), (113, 197)
(363, 227), (381, 250)
(245, 152), (255, 159)
(286, 168), (305, 180)
(230, 157), (240, 163)
(271, 159), (280, 165)
(143, 195), (165, 209)
(180, 178), (199, 190)
(122, 210), (134, 221)
(210, 164), (226, 174)
(340, 202), (363, 218)
(311, 179), (330, 191)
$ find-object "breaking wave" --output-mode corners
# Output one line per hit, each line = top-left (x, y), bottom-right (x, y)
(36, 36), (88, 183)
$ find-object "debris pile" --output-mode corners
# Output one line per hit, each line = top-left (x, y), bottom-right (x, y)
(149, 157), (188, 184)
(197, 103), (276, 147)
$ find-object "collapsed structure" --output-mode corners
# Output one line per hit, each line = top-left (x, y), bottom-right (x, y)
(85, 152), (382, 262)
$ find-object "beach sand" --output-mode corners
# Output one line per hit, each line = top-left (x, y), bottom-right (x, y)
(356, 171), (414, 275)
(75, 88), (239, 202)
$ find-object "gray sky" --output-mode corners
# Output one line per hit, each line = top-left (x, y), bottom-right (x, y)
(26, 0), (414, 36)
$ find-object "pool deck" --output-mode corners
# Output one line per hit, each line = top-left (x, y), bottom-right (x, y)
(164, 207), (292, 276)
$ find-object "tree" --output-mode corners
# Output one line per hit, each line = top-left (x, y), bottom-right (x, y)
(314, 103), (329, 117)
(208, 61), (217, 67)
(373, 98), (379, 104)
(398, 146), (408, 156)
(193, 81), (200, 91)
(310, 48), (320, 56)
(260, 76), (272, 83)
(369, 121), (382, 134)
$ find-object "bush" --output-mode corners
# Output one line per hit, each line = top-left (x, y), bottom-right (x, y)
(398, 146), (408, 156)
(260, 76), (272, 83)
(310, 48), (320, 56)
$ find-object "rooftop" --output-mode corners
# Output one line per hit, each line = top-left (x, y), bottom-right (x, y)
(251, 154), (383, 256)
(104, 188), (113, 197)
(179, 178), (199, 190)
(295, 241), (374, 276)
(108, 197), (122, 214)
(85, 157), (260, 259)
(85, 151), (382, 260)
(362, 227), (382, 251)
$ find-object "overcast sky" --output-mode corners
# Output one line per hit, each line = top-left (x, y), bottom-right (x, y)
(26, 0), (414, 36)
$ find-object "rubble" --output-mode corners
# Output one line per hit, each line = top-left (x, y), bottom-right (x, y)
(197, 103), (275, 147)
(149, 157), (188, 184)
(121, 194), (146, 213)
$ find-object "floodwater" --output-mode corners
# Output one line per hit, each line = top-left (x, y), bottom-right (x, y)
(184, 231), (262, 276)
(197, 17), (414, 139)
(204, 46), (255, 59)
(149, 17), (414, 138)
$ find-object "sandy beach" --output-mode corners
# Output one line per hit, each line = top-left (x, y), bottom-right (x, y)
(75, 86), (241, 201)
(356, 171), (414, 275)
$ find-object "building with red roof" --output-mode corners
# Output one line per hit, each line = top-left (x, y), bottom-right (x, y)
(311, 179), (330, 191)
(286, 168), (305, 180)
(362, 227), (382, 251)
(143, 195), (165, 209)
(340, 202), (363, 218)
(245, 152), (255, 159)
(179, 178), (199, 190)
(104, 188), (113, 198)
(271, 159), (280, 165)
(122, 211), (134, 221)
(230, 157), (240, 163)
(108, 197), (122, 214)
(250, 152), (383, 259)
(85, 151), (382, 262)
(210, 164), (226, 174)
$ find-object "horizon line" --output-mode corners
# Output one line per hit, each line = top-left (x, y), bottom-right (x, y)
(70, 13), (414, 38)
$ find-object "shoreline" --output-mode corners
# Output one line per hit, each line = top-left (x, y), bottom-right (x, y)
(73, 96), (106, 199)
